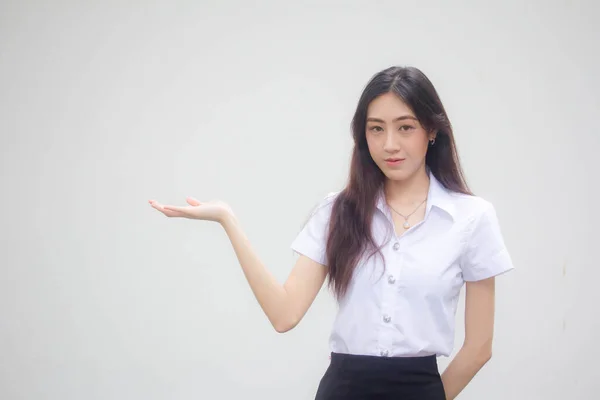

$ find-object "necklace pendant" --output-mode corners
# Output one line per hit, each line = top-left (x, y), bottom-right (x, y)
(403, 221), (410, 229)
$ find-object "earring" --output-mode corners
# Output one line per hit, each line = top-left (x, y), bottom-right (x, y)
(429, 138), (436, 145)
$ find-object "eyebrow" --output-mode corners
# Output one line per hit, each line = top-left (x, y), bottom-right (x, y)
(366, 115), (418, 123)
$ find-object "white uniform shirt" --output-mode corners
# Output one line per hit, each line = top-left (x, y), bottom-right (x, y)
(291, 171), (514, 358)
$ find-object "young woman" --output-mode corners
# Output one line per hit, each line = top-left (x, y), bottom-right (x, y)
(149, 66), (514, 399)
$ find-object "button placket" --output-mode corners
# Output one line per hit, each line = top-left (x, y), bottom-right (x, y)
(379, 247), (396, 358)
(390, 236), (408, 289)
(378, 230), (404, 359)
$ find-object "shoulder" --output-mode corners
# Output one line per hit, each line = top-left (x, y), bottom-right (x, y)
(448, 192), (498, 225)
(448, 193), (507, 254)
(322, 190), (341, 204)
(300, 191), (341, 228)
(449, 193), (514, 279)
(309, 191), (340, 214)
(291, 191), (341, 262)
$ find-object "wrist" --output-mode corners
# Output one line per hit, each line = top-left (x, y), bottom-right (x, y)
(219, 212), (238, 229)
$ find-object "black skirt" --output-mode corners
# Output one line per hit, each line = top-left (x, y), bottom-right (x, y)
(315, 352), (446, 400)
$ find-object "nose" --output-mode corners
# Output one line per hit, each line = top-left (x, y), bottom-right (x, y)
(383, 130), (400, 153)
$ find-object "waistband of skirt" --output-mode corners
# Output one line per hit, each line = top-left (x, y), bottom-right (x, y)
(329, 351), (438, 372)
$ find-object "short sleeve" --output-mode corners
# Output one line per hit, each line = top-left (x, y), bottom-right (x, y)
(460, 201), (515, 282)
(290, 193), (337, 266)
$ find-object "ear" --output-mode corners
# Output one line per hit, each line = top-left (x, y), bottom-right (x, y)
(428, 129), (438, 141)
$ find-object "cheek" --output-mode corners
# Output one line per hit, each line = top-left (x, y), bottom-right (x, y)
(405, 136), (430, 158)
(365, 135), (380, 156)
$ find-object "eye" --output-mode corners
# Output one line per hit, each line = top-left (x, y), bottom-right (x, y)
(369, 126), (383, 132)
(399, 125), (415, 132)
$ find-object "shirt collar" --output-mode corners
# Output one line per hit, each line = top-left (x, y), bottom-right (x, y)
(376, 169), (456, 221)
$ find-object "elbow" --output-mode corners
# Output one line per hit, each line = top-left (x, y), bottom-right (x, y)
(479, 349), (492, 365)
(273, 317), (299, 333)
(464, 341), (493, 366)
(274, 324), (292, 333)
(475, 345), (493, 366)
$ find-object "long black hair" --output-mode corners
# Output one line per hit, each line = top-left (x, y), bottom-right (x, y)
(325, 66), (472, 300)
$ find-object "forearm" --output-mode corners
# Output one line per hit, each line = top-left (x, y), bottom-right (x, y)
(440, 344), (491, 399)
(220, 214), (290, 332)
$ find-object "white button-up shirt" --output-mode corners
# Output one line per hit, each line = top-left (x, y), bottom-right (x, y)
(291, 171), (514, 358)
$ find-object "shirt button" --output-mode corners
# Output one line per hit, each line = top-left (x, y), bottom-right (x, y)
(380, 349), (389, 357)
(383, 314), (391, 323)
(387, 275), (396, 284)
(393, 242), (400, 251)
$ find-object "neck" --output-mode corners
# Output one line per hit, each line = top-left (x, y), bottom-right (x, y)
(384, 166), (430, 206)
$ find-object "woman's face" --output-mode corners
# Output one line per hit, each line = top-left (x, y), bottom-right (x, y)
(365, 92), (436, 182)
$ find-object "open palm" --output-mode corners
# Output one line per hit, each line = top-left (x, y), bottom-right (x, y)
(148, 197), (233, 223)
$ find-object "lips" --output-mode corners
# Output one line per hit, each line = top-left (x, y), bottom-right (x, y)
(384, 158), (405, 166)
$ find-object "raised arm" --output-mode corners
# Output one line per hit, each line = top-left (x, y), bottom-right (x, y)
(149, 197), (327, 333)
(221, 213), (327, 332)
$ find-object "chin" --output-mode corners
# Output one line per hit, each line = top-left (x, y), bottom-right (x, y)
(383, 169), (411, 181)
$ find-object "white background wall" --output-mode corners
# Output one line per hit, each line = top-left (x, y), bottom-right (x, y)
(1, 1), (598, 399)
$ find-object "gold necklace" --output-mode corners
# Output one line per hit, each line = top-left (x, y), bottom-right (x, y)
(387, 197), (428, 229)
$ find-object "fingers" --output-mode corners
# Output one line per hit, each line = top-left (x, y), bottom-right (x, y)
(186, 197), (201, 206)
(162, 209), (185, 218)
(149, 200), (186, 218)
(163, 205), (187, 213)
(149, 198), (204, 219)
(148, 200), (163, 210)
